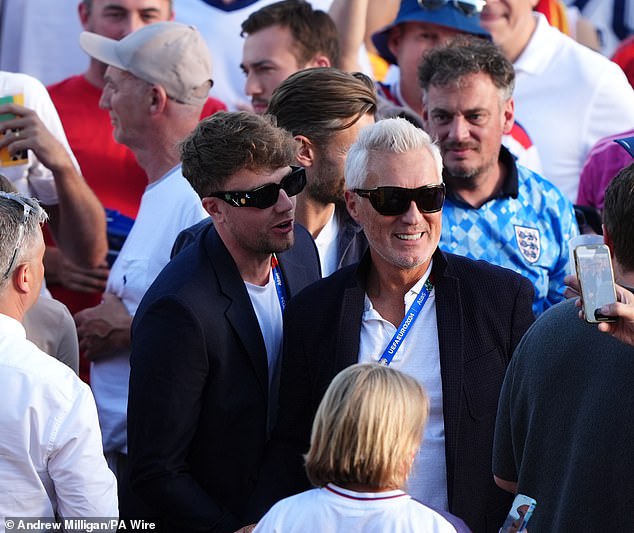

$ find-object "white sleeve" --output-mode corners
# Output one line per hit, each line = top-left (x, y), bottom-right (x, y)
(48, 379), (118, 520)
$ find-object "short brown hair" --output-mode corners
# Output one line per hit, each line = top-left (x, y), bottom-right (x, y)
(241, 0), (340, 68)
(305, 363), (429, 490)
(418, 35), (515, 101)
(267, 67), (377, 146)
(603, 163), (634, 271)
(179, 111), (297, 198)
(82, 0), (173, 16)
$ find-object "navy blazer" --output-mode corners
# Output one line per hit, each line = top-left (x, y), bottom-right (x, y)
(127, 223), (320, 533)
(249, 249), (534, 533)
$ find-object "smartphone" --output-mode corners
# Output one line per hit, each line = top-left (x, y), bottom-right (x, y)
(499, 494), (536, 533)
(574, 243), (618, 323)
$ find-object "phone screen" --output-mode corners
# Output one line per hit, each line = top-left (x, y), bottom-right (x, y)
(499, 494), (536, 533)
(574, 244), (617, 323)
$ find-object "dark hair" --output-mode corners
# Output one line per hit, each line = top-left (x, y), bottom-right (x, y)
(179, 111), (297, 198)
(267, 67), (376, 145)
(603, 163), (634, 271)
(241, 0), (340, 68)
(418, 36), (515, 100)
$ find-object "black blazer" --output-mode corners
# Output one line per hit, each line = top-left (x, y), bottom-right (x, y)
(127, 223), (320, 533)
(250, 249), (534, 533)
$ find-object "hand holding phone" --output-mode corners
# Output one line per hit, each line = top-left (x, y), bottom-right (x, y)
(499, 494), (536, 533)
(574, 244), (618, 323)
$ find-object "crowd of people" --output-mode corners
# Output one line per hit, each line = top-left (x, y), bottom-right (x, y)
(1, 0), (634, 532)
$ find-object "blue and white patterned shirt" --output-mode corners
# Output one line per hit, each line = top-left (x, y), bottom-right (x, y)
(440, 147), (579, 316)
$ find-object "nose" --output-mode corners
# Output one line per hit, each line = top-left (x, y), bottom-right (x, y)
(399, 200), (424, 224)
(99, 86), (112, 110)
(274, 188), (294, 212)
(244, 73), (261, 97)
(447, 116), (470, 142)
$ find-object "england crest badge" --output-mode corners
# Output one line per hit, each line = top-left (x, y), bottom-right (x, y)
(514, 225), (541, 263)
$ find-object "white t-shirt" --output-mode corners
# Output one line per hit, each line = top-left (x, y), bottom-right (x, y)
(0, 71), (80, 204)
(513, 13), (634, 200)
(253, 484), (457, 533)
(313, 208), (340, 277)
(357, 264), (449, 511)
(91, 166), (208, 454)
(0, 313), (117, 522)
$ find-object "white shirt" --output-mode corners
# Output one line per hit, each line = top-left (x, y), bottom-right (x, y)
(0, 313), (117, 527)
(253, 484), (457, 533)
(91, 166), (208, 454)
(513, 13), (634, 200)
(0, 71), (80, 204)
(357, 264), (449, 511)
(314, 208), (340, 277)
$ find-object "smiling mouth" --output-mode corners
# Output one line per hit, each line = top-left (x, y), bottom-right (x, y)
(395, 233), (423, 241)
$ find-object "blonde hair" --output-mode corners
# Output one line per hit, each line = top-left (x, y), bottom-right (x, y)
(305, 363), (429, 490)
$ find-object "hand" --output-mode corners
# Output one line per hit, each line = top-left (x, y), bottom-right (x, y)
(74, 293), (132, 361)
(0, 102), (74, 174)
(45, 247), (109, 293)
(596, 285), (634, 346)
(565, 275), (634, 346)
(563, 273), (580, 300)
(233, 525), (256, 533)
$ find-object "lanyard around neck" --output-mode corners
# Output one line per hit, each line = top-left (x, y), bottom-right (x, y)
(377, 278), (434, 366)
(271, 254), (287, 312)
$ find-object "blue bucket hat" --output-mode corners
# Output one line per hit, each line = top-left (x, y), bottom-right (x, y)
(372, 0), (490, 65)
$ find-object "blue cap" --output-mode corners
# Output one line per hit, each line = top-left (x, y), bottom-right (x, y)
(614, 136), (634, 157)
(371, 0), (490, 65)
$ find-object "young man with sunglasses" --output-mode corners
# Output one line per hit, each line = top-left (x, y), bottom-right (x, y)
(370, 0), (541, 174)
(419, 37), (578, 316)
(248, 118), (535, 533)
(126, 111), (321, 531)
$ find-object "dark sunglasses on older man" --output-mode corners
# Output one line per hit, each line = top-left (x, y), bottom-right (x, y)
(354, 183), (446, 216)
(417, 0), (486, 16)
(209, 166), (306, 209)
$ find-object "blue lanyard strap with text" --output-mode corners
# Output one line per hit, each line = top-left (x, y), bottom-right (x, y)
(378, 278), (434, 366)
(271, 254), (287, 312)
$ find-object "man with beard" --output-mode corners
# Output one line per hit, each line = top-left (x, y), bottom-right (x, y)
(267, 67), (376, 275)
(127, 111), (321, 532)
(419, 37), (578, 316)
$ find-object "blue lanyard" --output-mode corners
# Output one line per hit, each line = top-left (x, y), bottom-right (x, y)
(378, 278), (434, 366)
(271, 254), (287, 312)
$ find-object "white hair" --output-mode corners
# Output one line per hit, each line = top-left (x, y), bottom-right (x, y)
(344, 118), (443, 190)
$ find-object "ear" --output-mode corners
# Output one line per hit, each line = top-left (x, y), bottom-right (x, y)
(294, 135), (316, 169)
(308, 54), (331, 68)
(421, 96), (430, 128)
(344, 189), (363, 225)
(202, 197), (225, 221)
(502, 97), (515, 135)
(603, 224), (614, 253)
(387, 26), (404, 63)
(149, 85), (169, 114)
(78, 2), (90, 29)
(12, 263), (32, 295)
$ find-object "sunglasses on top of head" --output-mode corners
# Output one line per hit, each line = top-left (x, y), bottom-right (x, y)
(209, 166), (306, 209)
(354, 183), (446, 216)
(417, 0), (486, 17)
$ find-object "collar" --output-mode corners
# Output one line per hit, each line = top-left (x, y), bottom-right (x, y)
(444, 145), (519, 205)
(325, 483), (408, 501)
(514, 13), (556, 76)
(0, 313), (27, 339)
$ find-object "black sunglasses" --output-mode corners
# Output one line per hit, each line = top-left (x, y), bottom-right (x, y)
(417, 0), (486, 16)
(209, 166), (306, 209)
(354, 183), (445, 216)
